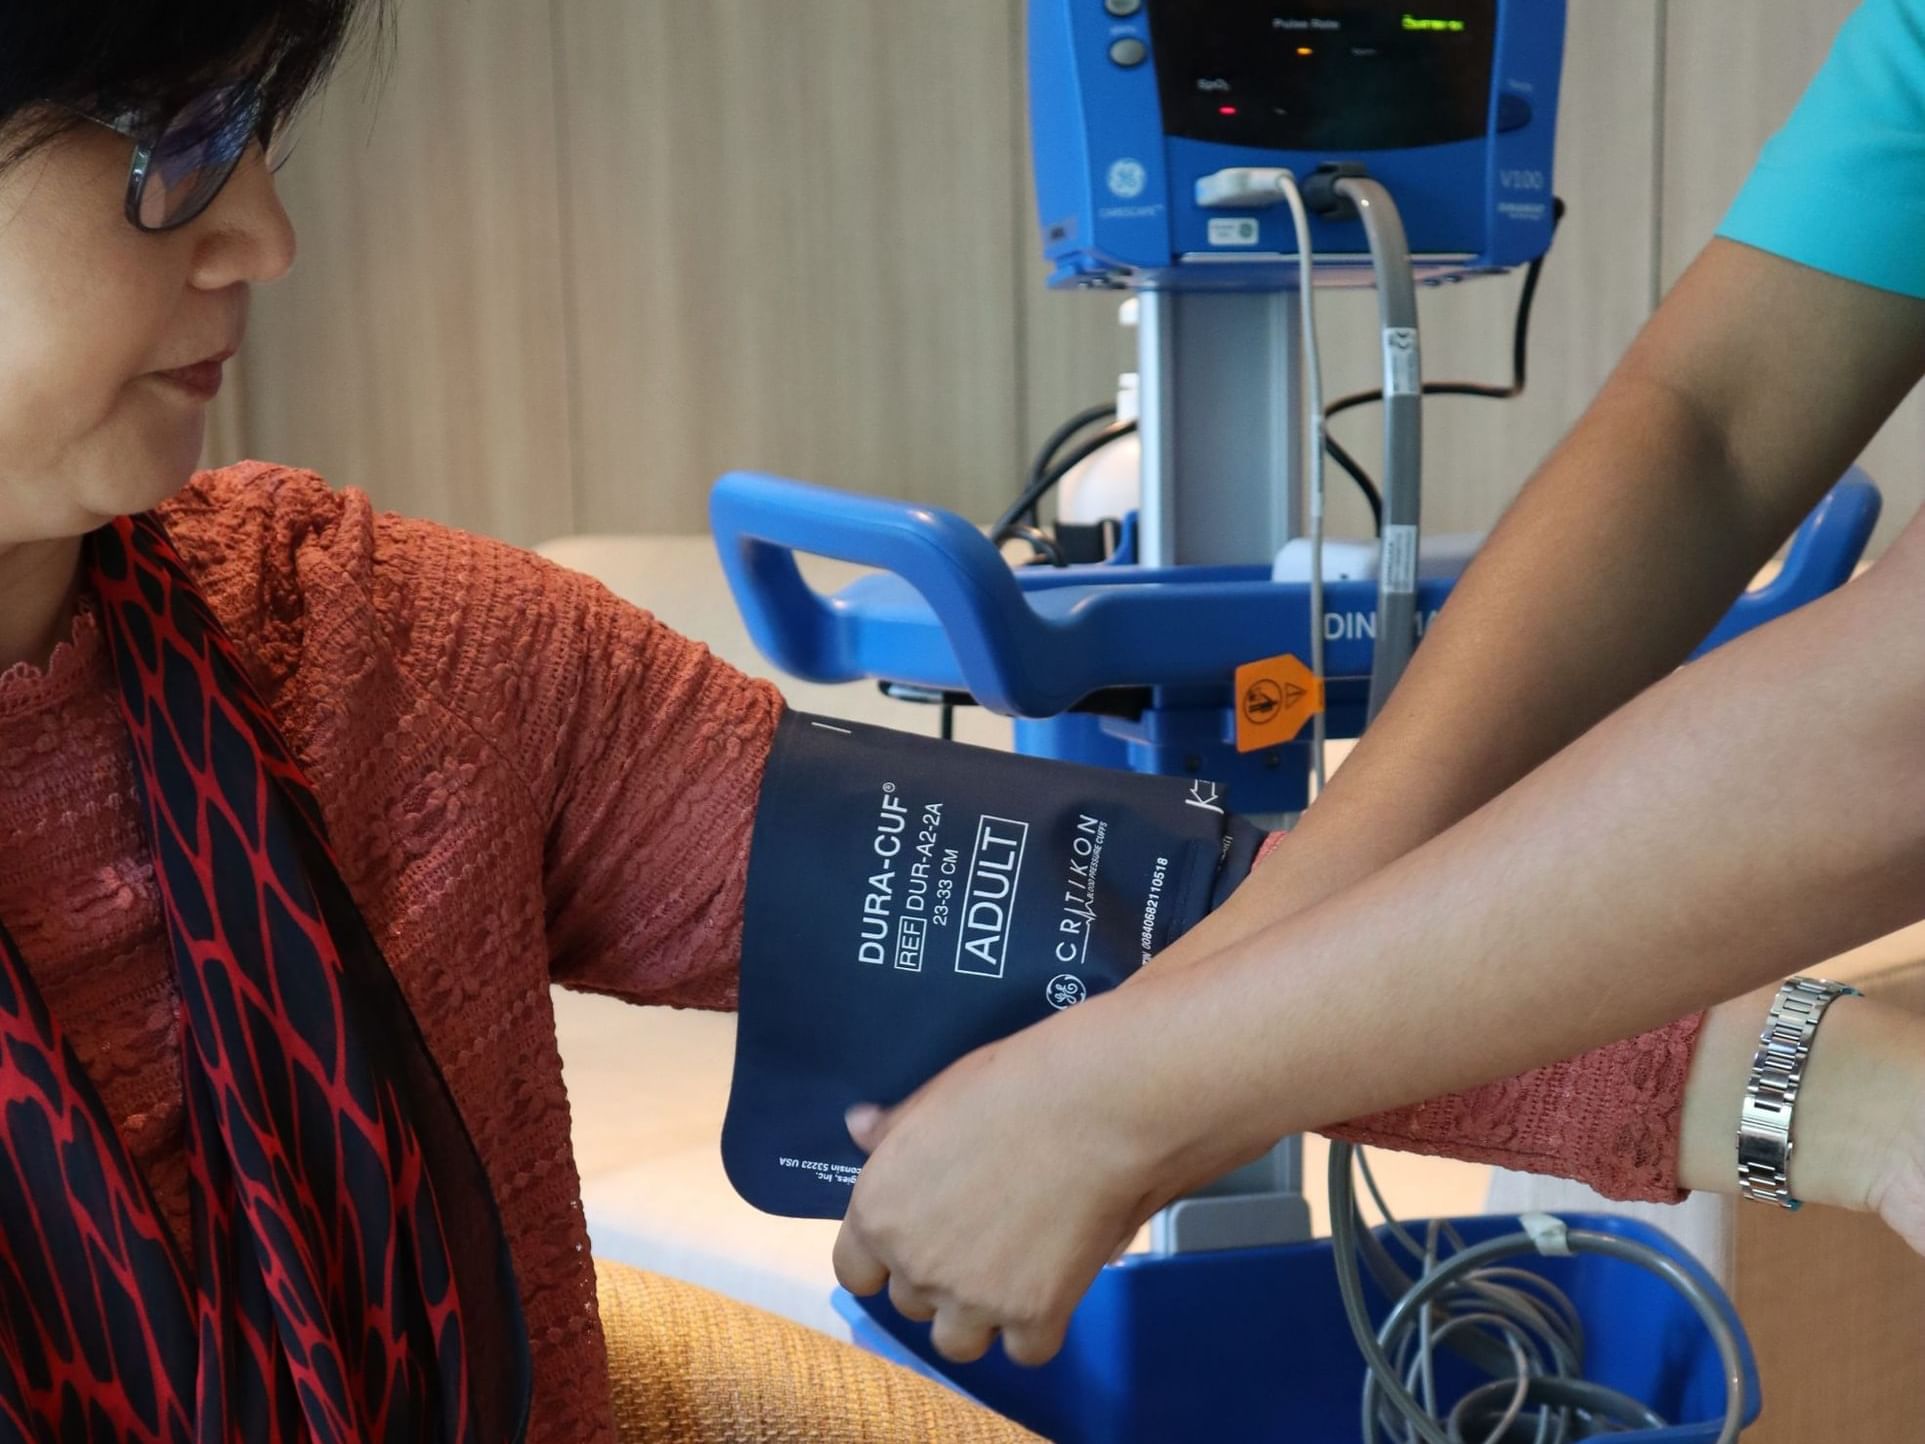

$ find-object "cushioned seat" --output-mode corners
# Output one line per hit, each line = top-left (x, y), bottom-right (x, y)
(594, 1258), (1040, 1442)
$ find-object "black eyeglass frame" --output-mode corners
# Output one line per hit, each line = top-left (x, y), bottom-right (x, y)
(68, 80), (285, 234)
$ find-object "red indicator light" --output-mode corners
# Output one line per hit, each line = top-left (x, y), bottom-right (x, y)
(1219, 105), (1239, 115)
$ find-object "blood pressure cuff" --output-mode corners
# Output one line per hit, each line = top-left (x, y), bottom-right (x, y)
(722, 711), (1265, 1219)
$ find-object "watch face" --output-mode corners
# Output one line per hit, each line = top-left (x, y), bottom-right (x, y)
(1738, 1126), (1786, 1171)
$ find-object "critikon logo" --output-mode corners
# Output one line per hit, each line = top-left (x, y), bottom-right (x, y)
(954, 816), (1029, 978)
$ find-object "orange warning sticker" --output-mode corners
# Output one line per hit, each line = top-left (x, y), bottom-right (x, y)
(1234, 654), (1325, 753)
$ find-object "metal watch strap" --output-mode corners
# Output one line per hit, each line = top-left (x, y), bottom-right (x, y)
(1738, 976), (1860, 1209)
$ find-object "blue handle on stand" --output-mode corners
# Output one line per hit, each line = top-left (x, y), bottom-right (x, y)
(1693, 473), (1880, 655)
(712, 469), (1881, 717)
(711, 475), (1042, 715)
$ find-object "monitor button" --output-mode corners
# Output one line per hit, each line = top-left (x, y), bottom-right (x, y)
(1497, 92), (1534, 132)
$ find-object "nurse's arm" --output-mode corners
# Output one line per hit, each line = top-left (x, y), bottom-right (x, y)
(1115, 503), (1925, 1190)
(1160, 238), (1925, 956)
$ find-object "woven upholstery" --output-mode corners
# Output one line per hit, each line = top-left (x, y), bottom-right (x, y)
(593, 1259), (1043, 1443)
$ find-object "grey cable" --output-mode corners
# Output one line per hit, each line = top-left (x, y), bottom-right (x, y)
(1310, 181), (1738, 1444)
(1351, 1164), (1552, 1389)
(1330, 1143), (1746, 1444)
(1333, 177), (1422, 724)
(1271, 170), (1331, 793)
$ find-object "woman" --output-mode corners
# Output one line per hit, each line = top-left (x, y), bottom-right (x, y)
(834, 0), (1925, 1374)
(0, 4), (827, 1439)
(3, 9), (1053, 1442)
(0, 1), (1916, 1440)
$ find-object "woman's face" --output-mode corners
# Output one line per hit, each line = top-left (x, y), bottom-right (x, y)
(0, 115), (296, 544)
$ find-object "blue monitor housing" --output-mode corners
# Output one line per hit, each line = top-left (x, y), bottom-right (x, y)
(1029, 0), (1567, 289)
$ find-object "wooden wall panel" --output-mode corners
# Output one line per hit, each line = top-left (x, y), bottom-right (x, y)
(1658, 0), (1854, 284)
(554, 0), (1028, 535)
(1662, 0), (1923, 549)
(220, 2), (1715, 555)
(235, 0), (576, 546)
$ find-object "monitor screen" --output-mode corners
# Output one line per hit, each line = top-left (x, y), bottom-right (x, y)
(1147, 1), (1497, 152)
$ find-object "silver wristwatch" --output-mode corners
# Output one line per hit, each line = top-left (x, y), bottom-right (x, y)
(1738, 976), (1860, 1209)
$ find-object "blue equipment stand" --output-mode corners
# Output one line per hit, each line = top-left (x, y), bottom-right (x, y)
(711, 468), (1878, 1441)
(713, 468), (1878, 814)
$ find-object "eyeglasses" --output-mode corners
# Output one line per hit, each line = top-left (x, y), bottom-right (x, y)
(77, 80), (294, 233)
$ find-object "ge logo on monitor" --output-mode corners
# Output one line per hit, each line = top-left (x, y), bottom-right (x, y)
(1106, 159), (1148, 199)
(1046, 974), (1089, 1010)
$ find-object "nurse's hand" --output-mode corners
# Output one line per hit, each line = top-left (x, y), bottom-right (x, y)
(831, 993), (1259, 1367)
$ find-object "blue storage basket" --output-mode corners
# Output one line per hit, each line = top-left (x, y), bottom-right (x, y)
(837, 1212), (1760, 1443)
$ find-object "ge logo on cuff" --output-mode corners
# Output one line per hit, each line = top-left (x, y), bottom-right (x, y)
(1046, 974), (1089, 1010)
(1106, 158), (1148, 199)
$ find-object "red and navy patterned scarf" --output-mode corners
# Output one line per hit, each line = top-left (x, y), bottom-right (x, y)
(0, 515), (530, 1441)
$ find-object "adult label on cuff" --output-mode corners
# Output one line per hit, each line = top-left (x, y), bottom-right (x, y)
(722, 713), (1263, 1218)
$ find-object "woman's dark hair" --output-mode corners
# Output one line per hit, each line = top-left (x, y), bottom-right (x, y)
(0, 1), (384, 169)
